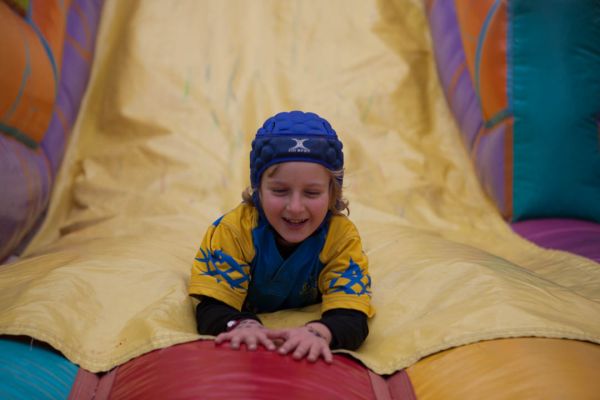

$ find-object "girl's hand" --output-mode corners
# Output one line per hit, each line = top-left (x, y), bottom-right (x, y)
(266, 323), (333, 363)
(215, 319), (276, 351)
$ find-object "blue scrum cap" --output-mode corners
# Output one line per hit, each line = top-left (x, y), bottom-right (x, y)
(249, 111), (344, 188)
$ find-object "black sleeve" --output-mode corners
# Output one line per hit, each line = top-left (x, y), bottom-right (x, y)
(314, 308), (369, 350)
(194, 296), (261, 335)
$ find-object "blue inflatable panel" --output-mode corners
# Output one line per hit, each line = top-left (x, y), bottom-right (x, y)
(511, 0), (600, 222)
(0, 337), (78, 399)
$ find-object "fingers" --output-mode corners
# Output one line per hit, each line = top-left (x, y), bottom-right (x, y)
(265, 329), (288, 340)
(276, 335), (300, 356)
(214, 331), (229, 344)
(215, 327), (276, 351)
(289, 340), (332, 363)
(230, 336), (242, 349)
(306, 344), (320, 362)
(275, 327), (334, 363)
(215, 326), (334, 363)
(320, 346), (333, 364)
(258, 334), (277, 351)
(291, 341), (311, 360)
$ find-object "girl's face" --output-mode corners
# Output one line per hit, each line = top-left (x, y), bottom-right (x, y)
(259, 162), (331, 247)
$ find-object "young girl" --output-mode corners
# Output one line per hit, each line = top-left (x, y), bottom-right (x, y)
(189, 111), (374, 363)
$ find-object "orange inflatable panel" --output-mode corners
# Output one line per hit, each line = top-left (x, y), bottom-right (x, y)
(407, 338), (600, 399)
(0, 0), (71, 147)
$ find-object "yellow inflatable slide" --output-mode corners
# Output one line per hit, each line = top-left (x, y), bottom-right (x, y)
(1, 1), (599, 398)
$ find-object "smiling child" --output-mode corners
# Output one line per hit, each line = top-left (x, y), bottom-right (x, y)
(189, 111), (374, 363)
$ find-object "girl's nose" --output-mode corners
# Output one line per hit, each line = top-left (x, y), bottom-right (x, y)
(287, 192), (304, 213)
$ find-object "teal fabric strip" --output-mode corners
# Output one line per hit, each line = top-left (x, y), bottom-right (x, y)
(0, 123), (39, 148)
(26, 14), (59, 100)
(0, 338), (78, 399)
(484, 107), (510, 129)
(511, 0), (600, 222)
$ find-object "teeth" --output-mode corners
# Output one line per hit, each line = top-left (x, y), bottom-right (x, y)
(285, 218), (306, 224)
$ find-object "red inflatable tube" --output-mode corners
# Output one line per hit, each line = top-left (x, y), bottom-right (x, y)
(68, 340), (417, 400)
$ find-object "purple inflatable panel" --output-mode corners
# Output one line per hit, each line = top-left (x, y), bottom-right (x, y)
(0, 0), (103, 262)
(427, 0), (514, 219)
(428, 0), (483, 149)
(0, 139), (51, 259)
(42, 0), (103, 174)
(512, 219), (600, 264)
(474, 120), (511, 216)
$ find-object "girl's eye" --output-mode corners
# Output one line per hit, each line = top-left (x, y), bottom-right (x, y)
(271, 188), (287, 195)
(305, 191), (322, 197)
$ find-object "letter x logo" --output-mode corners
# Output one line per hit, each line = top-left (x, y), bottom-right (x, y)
(289, 138), (310, 153)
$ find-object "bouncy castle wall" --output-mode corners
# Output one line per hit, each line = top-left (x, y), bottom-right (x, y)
(0, 0), (104, 262)
(427, 0), (600, 223)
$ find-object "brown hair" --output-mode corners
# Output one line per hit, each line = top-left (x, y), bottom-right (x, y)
(242, 164), (349, 215)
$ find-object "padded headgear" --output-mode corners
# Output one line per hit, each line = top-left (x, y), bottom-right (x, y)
(250, 111), (344, 188)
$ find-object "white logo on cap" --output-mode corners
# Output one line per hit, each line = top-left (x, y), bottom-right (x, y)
(289, 138), (310, 153)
